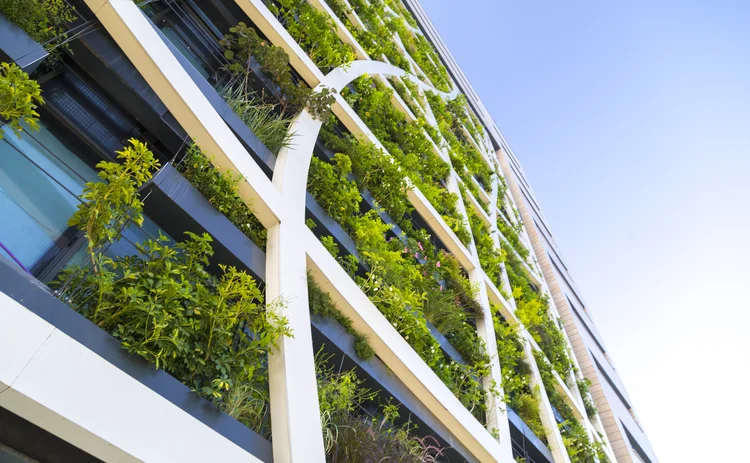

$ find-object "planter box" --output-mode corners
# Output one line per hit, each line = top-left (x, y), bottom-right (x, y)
(144, 163), (266, 282)
(140, 163), (490, 462)
(310, 314), (476, 463)
(0, 13), (48, 73)
(0, 256), (273, 463)
(153, 23), (277, 176)
(509, 407), (554, 463)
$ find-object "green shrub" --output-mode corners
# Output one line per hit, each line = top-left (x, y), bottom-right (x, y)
(317, 352), (446, 461)
(221, 85), (294, 154)
(307, 136), (491, 418)
(342, 76), (470, 245)
(506, 246), (573, 378)
(535, 352), (609, 463)
(494, 313), (547, 443)
(219, 22), (334, 120)
(266, 0), (355, 71)
(0, 0), (76, 54)
(178, 144), (267, 250)
(426, 92), (494, 191)
(0, 62), (43, 139)
(465, 193), (506, 289)
(577, 378), (598, 419)
(309, 272), (375, 361)
(56, 140), (291, 437)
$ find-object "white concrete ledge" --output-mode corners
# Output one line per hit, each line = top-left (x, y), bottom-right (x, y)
(0, 292), (263, 463)
(484, 275), (515, 323)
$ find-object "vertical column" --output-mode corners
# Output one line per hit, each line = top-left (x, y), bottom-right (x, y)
(496, 148), (617, 462)
(445, 173), (512, 458)
(266, 111), (326, 463)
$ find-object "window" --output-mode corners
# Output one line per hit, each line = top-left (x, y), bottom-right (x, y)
(0, 122), (98, 271)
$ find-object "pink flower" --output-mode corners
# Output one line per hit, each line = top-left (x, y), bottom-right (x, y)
(414, 253), (419, 259)
(439, 285), (444, 291)
(436, 261), (441, 268)
(403, 247), (408, 253)
(423, 270), (427, 276)
(418, 241), (423, 251)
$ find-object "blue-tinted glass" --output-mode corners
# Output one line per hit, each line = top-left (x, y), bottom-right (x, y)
(0, 123), (97, 268)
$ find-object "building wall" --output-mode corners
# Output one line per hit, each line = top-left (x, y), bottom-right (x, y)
(0, 0), (659, 461)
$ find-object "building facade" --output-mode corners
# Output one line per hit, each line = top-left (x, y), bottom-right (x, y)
(0, 0), (657, 462)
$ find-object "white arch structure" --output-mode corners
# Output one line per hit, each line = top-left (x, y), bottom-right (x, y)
(71, 0), (617, 462)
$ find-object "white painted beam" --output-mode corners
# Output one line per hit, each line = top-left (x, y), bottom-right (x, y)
(0, 292), (264, 463)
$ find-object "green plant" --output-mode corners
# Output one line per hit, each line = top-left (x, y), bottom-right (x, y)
(342, 76), (470, 244)
(179, 144), (267, 250)
(56, 140), (291, 437)
(388, 17), (451, 91)
(464, 194), (506, 290)
(497, 213), (529, 261)
(0, 0), (77, 55)
(0, 62), (43, 139)
(493, 312), (547, 442)
(266, 0), (355, 71)
(390, 77), (422, 117)
(219, 22), (334, 120)
(309, 272), (375, 361)
(221, 85), (294, 154)
(338, 0), (411, 72)
(68, 139), (160, 269)
(307, 139), (491, 419)
(316, 351), (446, 462)
(505, 245), (573, 378)
(577, 378), (598, 419)
(535, 352), (609, 463)
(426, 92), (493, 191)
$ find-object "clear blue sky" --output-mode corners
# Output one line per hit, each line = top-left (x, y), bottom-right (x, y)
(420, 1), (750, 461)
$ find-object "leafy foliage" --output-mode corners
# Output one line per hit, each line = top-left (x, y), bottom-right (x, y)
(577, 377), (599, 419)
(266, 0), (355, 71)
(219, 22), (334, 120)
(221, 85), (294, 154)
(493, 312), (546, 442)
(342, 76), (470, 244)
(68, 139), (160, 268)
(535, 352), (609, 463)
(0, 0), (77, 55)
(179, 144), (267, 250)
(464, 193), (507, 290)
(0, 62), (43, 139)
(307, 136), (491, 418)
(497, 212), (530, 261)
(56, 141), (291, 437)
(309, 272), (375, 361)
(389, 77), (422, 117)
(505, 245), (573, 378)
(388, 16), (451, 91)
(317, 352), (446, 462)
(330, 0), (411, 72)
(426, 91), (493, 191)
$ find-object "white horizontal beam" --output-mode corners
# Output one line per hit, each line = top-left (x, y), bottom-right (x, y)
(0, 292), (262, 463)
